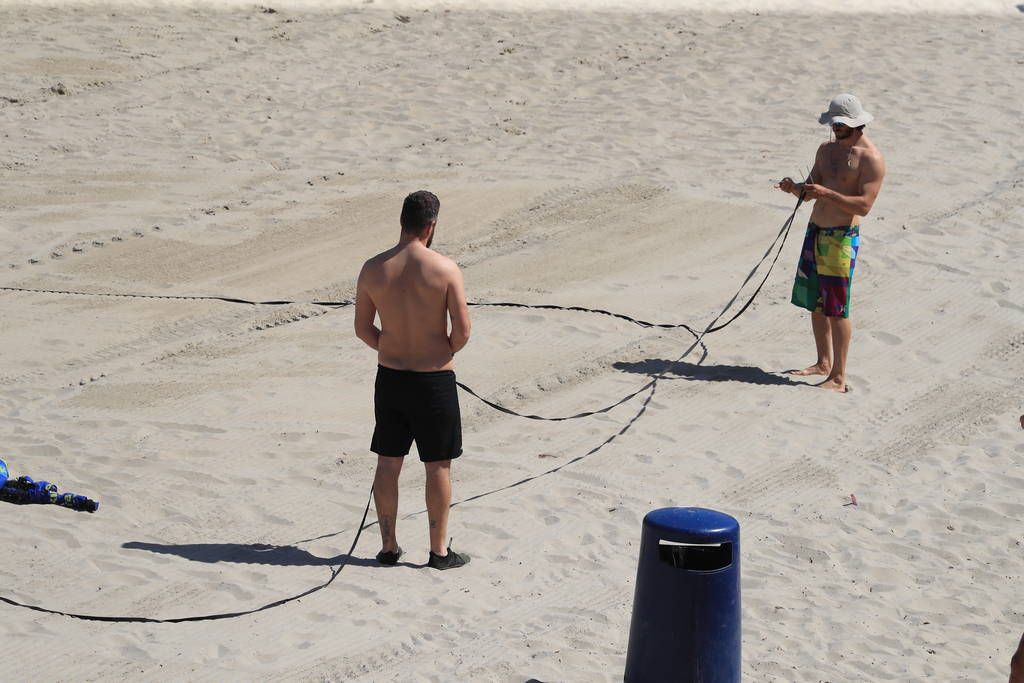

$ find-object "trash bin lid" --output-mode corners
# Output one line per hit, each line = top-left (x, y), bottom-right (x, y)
(644, 507), (739, 544)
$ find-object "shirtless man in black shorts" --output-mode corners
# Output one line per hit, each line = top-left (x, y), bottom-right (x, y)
(355, 191), (471, 570)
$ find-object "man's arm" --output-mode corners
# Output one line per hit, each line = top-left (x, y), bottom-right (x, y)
(446, 264), (471, 354)
(803, 151), (885, 216)
(354, 263), (380, 351)
(777, 145), (825, 198)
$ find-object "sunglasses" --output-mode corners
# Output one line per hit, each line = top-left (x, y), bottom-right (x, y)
(831, 122), (850, 130)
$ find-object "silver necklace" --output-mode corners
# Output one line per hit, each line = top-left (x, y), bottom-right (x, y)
(830, 145), (854, 174)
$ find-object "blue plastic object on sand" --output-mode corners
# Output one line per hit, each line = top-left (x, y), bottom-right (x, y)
(624, 507), (741, 683)
(0, 460), (99, 513)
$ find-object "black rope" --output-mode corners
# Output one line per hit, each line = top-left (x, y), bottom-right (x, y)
(296, 380), (664, 548)
(706, 196), (802, 333)
(0, 286), (352, 307)
(303, 196), (807, 541)
(0, 196), (803, 623)
(458, 193), (804, 420)
(0, 490), (373, 623)
(469, 301), (700, 332)
(0, 195), (802, 422)
(0, 286), (705, 328)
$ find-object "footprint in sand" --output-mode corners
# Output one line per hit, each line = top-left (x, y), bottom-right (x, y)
(912, 350), (943, 365)
(870, 331), (902, 346)
(988, 281), (1009, 294)
(997, 299), (1024, 312)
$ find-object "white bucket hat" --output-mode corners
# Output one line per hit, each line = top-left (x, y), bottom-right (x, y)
(818, 93), (873, 127)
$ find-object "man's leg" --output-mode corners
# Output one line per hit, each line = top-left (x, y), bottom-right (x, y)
(792, 311), (832, 376)
(820, 316), (852, 392)
(424, 459), (452, 556)
(373, 455), (404, 553)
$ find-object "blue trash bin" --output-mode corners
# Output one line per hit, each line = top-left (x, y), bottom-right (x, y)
(624, 507), (740, 683)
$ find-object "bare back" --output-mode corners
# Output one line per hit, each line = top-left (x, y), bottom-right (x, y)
(355, 241), (469, 372)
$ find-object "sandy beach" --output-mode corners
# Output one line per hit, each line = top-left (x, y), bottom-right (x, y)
(1, 2), (1022, 680)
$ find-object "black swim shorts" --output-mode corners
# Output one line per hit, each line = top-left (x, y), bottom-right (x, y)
(370, 365), (463, 462)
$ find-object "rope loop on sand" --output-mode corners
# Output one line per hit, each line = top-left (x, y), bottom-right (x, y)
(0, 194), (802, 420)
(0, 195), (803, 623)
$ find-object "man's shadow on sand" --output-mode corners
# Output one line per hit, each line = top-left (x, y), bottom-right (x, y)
(614, 359), (804, 387)
(122, 541), (422, 569)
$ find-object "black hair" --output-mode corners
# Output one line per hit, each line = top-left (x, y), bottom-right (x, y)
(400, 190), (440, 234)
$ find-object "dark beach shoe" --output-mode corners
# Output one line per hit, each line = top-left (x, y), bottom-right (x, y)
(375, 546), (403, 566)
(427, 546), (470, 571)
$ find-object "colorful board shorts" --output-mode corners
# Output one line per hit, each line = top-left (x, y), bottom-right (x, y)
(371, 365), (463, 462)
(791, 222), (860, 318)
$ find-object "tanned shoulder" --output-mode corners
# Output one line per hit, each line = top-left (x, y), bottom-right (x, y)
(860, 144), (886, 176)
(429, 250), (460, 274)
(358, 254), (384, 290)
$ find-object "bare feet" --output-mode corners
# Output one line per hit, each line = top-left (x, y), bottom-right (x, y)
(790, 363), (831, 377)
(817, 376), (849, 393)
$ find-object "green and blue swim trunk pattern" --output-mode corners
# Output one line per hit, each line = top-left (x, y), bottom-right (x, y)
(791, 222), (860, 318)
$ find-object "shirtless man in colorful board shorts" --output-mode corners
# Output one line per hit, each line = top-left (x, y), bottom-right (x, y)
(355, 191), (471, 569)
(777, 93), (886, 393)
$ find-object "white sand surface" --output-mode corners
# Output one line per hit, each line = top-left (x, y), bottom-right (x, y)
(14, 0), (1023, 13)
(1, 4), (1022, 681)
